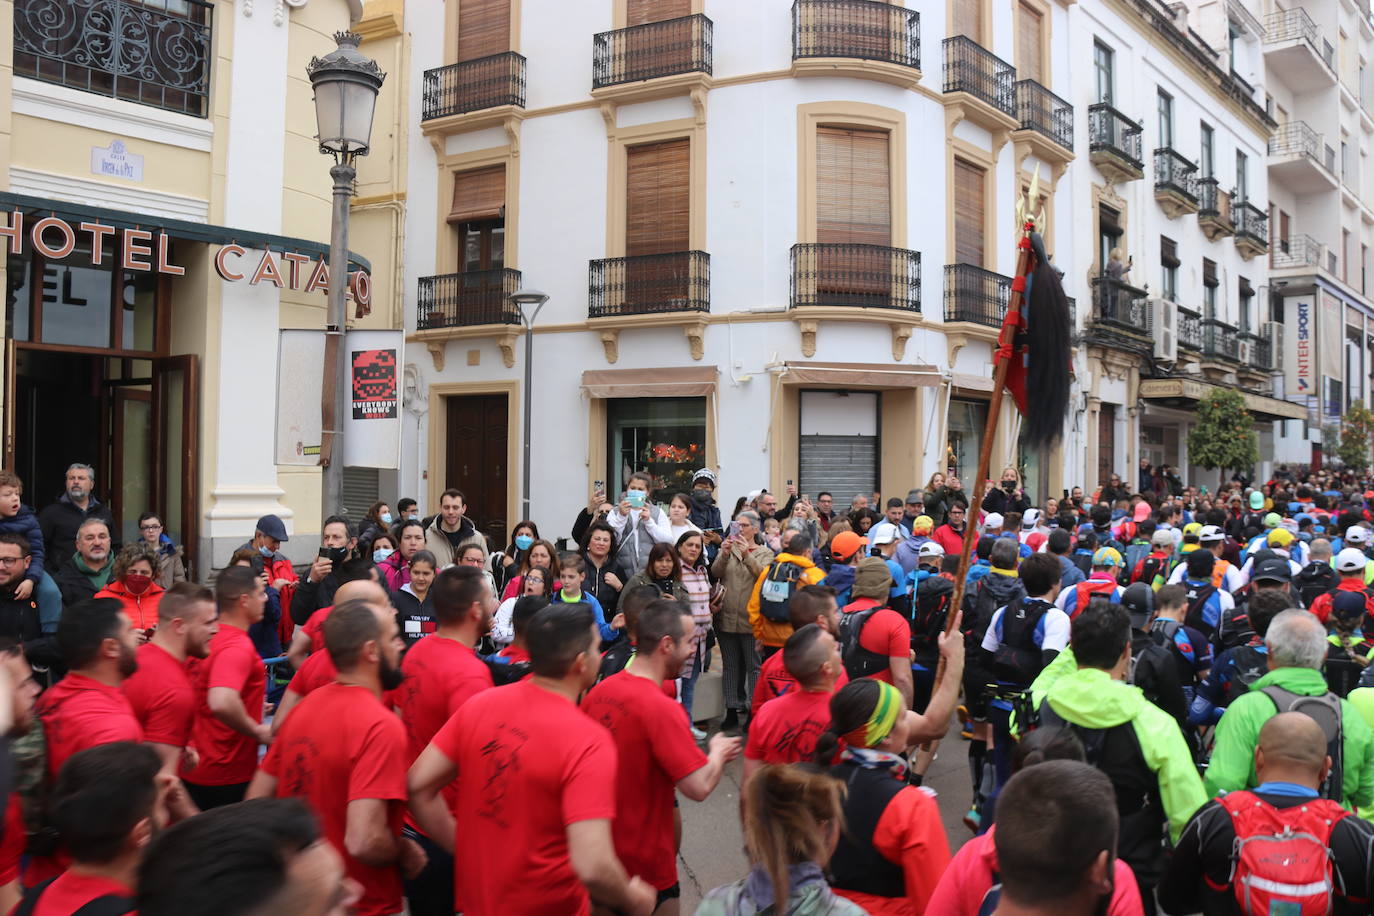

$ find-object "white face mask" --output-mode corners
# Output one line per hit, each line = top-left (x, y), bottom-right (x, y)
(373, 547), (395, 564)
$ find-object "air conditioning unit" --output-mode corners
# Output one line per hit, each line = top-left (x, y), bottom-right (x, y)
(1150, 298), (1178, 362)
(1238, 338), (1254, 366)
(1264, 320), (1284, 371)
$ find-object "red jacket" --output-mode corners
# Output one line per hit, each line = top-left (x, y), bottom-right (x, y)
(94, 579), (165, 632)
(932, 524), (967, 557)
(1308, 576), (1374, 625)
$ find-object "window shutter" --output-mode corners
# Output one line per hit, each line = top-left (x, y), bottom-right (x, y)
(448, 165), (506, 224)
(627, 0), (691, 26)
(1017, 2), (1044, 83)
(953, 158), (986, 267)
(1203, 257), (1218, 288)
(953, 0), (983, 41)
(626, 139), (690, 257)
(457, 0), (510, 61)
(816, 127), (891, 247)
(1239, 276), (1254, 298)
(1160, 236), (1179, 269)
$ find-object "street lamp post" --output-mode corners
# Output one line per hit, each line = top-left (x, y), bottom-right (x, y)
(509, 288), (549, 521)
(307, 31), (385, 520)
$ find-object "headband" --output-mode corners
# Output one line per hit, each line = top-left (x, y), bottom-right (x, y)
(842, 681), (903, 749)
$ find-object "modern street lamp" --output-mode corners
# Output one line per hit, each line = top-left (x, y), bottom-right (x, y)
(307, 31), (385, 520)
(509, 288), (549, 521)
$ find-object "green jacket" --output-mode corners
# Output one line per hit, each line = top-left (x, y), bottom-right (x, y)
(1204, 666), (1374, 809)
(1034, 666), (1207, 844)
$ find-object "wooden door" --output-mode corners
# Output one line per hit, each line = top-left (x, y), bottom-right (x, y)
(625, 139), (691, 309)
(816, 126), (890, 302)
(1016, 2), (1044, 83)
(1098, 403), (1116, 490)
(445, 394), (509, 548)
(457, 0), (509, 61)
(153, 355), (198, 576)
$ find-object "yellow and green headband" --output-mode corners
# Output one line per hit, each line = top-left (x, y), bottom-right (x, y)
(842, 681), (903, 748)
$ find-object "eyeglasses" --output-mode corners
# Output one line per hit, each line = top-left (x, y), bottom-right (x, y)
(0, 556), (25, 566)
(140, 524), (163, 531)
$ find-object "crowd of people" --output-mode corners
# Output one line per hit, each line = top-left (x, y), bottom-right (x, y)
(5, 459), (1374, 914)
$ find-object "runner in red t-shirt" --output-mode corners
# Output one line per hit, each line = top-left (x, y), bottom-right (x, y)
(407, 601), (656, 916)
(183, 566), (269, 810)
(581, 599), (741, 900)
(744, 623), (846, 783)
(250, 597), (421, 916)
(841, 558), (915, 706)
(750, 586), (849, 717)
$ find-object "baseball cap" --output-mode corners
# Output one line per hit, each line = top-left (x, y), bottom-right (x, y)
(868, 522), (900, 546)
(691, 468), (717, 486)
(1092, 547), (1123, 568)
(1133, 502), (1152, 522)
(1182, 522), (1202, 541)
(1121, 582), (1154, 627)
(912, 515), (934, 534)
(255, 514), (289, 542)
(1346, 526), (1372, 546)
(1253, 557), (1293, 583)
(829, 531), (867, 562)
(1199, 525), (1224, 544)
(1023, 508), (1041, 528)
(1262, 512), (1281, 529)
(1337, 547), (1369, 574)
(984, 513), (1005, 531)
(1331, 591), (1369, 622)
(746, 488), (763, 502)
(1151, 529), (1174, 548)
(1266, 528), (1295, 548)
(918, 541), (946, 559)
(1249, 491), (1265, 510)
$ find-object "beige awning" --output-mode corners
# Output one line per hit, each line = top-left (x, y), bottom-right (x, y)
(949, 372), (995, 393)
(777, 362), (941, 388)
(581, 366), (718, 398)
(1138, 377), (1308, 421)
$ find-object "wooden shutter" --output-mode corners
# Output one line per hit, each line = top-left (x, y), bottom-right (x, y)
(953, 0), (983, 41)
(953, 158), (986, 267)
(816, 127), (890, 246)
(626, 139), (690, 257)
(1161, 236), (1179, 269)
(627, 0), (690, 26)
(1202, 257), (1218, 288)
(447, 165), (506, 224)
(1017, 2), (1044, 83)
(457, 0), (509, 61)
(1279, 210), (1291, 246)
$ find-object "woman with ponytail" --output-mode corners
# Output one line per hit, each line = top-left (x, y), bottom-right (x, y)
(696, 764), (864, 916)
(814, 679), (949, 916)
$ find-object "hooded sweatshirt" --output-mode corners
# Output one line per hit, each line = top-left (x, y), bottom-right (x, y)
(747, 552), (826, 648)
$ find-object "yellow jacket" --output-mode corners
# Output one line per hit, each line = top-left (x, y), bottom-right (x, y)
(747, 552), (826, 647)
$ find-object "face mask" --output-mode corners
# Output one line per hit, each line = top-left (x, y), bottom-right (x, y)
(514, 534), (534, 551)
(373, 547), (395, 564)
(258, 545), (273, 558)
(124, 573), (152, 595)
(380, 512), (393, 525)
(321, 546), (348, 567)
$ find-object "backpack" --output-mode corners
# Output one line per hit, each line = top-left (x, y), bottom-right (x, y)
(1217, 790), (1349, 916)
(991, 598), (1050, 687)
(911, 573), (954, 667)
(14, 878), (136, 916)
(1220, 645), (1268, 707)
(1132, 554), (1168, 588)
(1184, 582), (1219, 636)
(836, 605), (891, 679)
(1071, 579), (1118, 619)
(10, 717), (57, 856)
(484, 655), (532, 687)
(1296, 562), (1341, 609)
(1261, 686), (1345, 801)
(758, 561), (803, 623)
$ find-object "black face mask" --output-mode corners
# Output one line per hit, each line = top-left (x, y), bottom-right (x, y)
(321, 545), (348, 568)
(691, 489), (714, 507)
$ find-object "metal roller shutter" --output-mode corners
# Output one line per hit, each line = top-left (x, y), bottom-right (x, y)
(341, 466), (380, 523)
(799, 435), (878, 506)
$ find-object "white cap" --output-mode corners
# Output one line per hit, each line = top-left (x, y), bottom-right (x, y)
(1199, 525), (1224, 543)
(869, 522), (901, 546)
(746, 489), (763, 502)
(984, 513), (1005, 531)
(1337, 547), (1368, 573)
(918, 541), (946, 558)
(1022, 509), (1041, 528)
(1347, 526), (1371, 546)
(1151, 529), (1174, 548)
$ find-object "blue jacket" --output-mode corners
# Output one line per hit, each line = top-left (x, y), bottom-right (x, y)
(821, 565), (857, 607)
(966, 559), (992, 586)
(0, 506), (45, 585)
(248, 585), (283, 658)
(1058, 554), (1086, 588)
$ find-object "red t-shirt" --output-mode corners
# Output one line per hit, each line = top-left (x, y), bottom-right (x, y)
(301, 604), (334, 652)
(123, 642), (195, 748)
(288, 648), (338, 697)
(395, 635), (494, 765)
(581, 671), (707, 890)
(751, 648), (850, 717)
(262, 683), (408, 916)
(0, 794), (24, 886)
(433, 679), (617, 915)
(30, 872), (134, 916)
(745, 687), (834, 765)
(496, 645), (530, 664)
(841, 601), (912, 687)
(184, 624), (265, 786)
(37, 673), (144, 782)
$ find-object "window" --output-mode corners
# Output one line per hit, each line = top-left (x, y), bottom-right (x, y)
(1235, 150), (1248, 201)
(457, 0), (511, 61)
(947, 398), (989, 480)
(953, 158), (986, 266)
(448, 165), (507, 272)
(1098, 205), (1122, 276)
(1160, 236), (1179, 301)
(816, 127), (891, 296)
(1343, 229), (1352, 284)
(626, 139), (690, 257)
(1238, 276), (1253, 332)
(1279, 210), (1291, 253)
(1228, 21), (1240, 72)
(1200, 122), (1214, 178)
(1202, 258), (1218, 319)
(607, 396), (705, 505)
(952, 0), (983, 42)
(1016, 2), (1045, 83)
(1341, 139), (1350, 182)
(1094, 41), (1114, 104)
(1363, 244), (1368, 295)
(1157, 89), (1174, 147)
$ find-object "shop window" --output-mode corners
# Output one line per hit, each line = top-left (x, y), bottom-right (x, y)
(946, 397), (988, 481)
(607, 396), (705, 504)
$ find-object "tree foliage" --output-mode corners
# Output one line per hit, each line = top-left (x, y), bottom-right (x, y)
(1338, 400), (1374, 471)
(1187, 388), (1259, 484)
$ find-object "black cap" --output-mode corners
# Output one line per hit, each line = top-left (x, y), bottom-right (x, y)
(1252, 557), (1292, 584)
(1121, 582), (1154, 628)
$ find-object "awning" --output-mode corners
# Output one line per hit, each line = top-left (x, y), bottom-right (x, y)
(776, 362), (941, 388)
(581, 366), (718, 398)
(1138, 377), (1308, 421)
(447, 165), (505, 224)
(949, 372), (995, 393)
(0, 190), (371, 272)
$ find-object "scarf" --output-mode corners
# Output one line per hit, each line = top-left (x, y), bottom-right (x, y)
(840, 744), (908, 781)
(742, 862), (829, 910)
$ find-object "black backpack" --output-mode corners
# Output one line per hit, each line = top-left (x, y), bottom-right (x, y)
(1220, 645), (1269, 707)
(837, 607), (891, 679)
(757, 561), (803, 623)
(1296, 562), (1341, 609)
(1183, 581), (1218, 636)
(1261, 686), (1345, 802)
(911, 573), (954, 667)
(1132, 554), (1168, 588)
(990, 598), (1050, 687)
(14, 878), (135, 916)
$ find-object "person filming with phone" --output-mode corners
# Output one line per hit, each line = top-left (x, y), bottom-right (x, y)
(981, 466), (1031, 516)
(607, 472), (674, 583)
(289, 515), (356, 626)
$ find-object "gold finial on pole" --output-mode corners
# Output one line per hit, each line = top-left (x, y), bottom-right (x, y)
(1017, 163), (1045, 234)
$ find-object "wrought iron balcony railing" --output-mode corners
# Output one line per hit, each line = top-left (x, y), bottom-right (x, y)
(1268, 121), (1330, 168)
(588, 251), (710, 317)
(791, 0), (919, 69)
(1197, 178), (1232, 220)
(1091, 276), (1150, 332)
(1243, 332), (1273, 370)
(1088, 103), (1144, 171)
(422, 52), (526, 121)
(1202, 319), (1240, 361)
(1271, 233), (1321, 269)
(593, 14), (713, 89)
(1154, 148), (1198, 201)
(1015, 79), (1073, 151)
(791, 243), (921, 311)
(943, 263), (1011, 329)
(417, 269), (523, 330)
(13, 0), (213, 116)
(1234, 201), (1268, 245)
(942, 36), (1015, 117)
(1264, 8), (1334, 68)
(1178, 307), (1203, 351)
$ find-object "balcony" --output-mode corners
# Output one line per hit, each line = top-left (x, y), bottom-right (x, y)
(790, 0), (921, 88)
(13, 0), (212, 117)
(1241, 331), (1273, 373)
(1013, 80), (1074, 162)
(1178, 307), (1202, 352)
(422, 52), (526, 122)
(1234, 201), (1269, 260)
(1154, 148), (1199, 218)
(1202, 319), (1240, 362)
(1271, 233), (1322, 271)
(1264, 9), (1336, 92)
(416, 269), (522, 330)
(589, 251), (709, 318)
(943, 263), (1011, 330)
(1196, 178), (1234, 241)
(790, 243), (920, 311)
(1268, 121), (1338, 194)
(1088, 103), (1144, 183)
(593, 14), (712, 91)
(942, 36), (1017, 133)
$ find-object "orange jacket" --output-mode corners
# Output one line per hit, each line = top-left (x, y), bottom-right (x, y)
(94, 579), (166, 632)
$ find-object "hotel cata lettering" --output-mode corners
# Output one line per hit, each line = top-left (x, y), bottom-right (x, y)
(0, 210), (371, 310)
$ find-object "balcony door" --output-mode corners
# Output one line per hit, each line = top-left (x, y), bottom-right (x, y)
(625, 0), (693, 76)
(446, 165), (508, 325)
(1016, 2), (1044, 83)
(954, 157), (986, 268)
(815, 126), (891, 304)
(457, 0), (510, 61)
(625, 138), (691, 310)
(952, 0), (983, 43)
